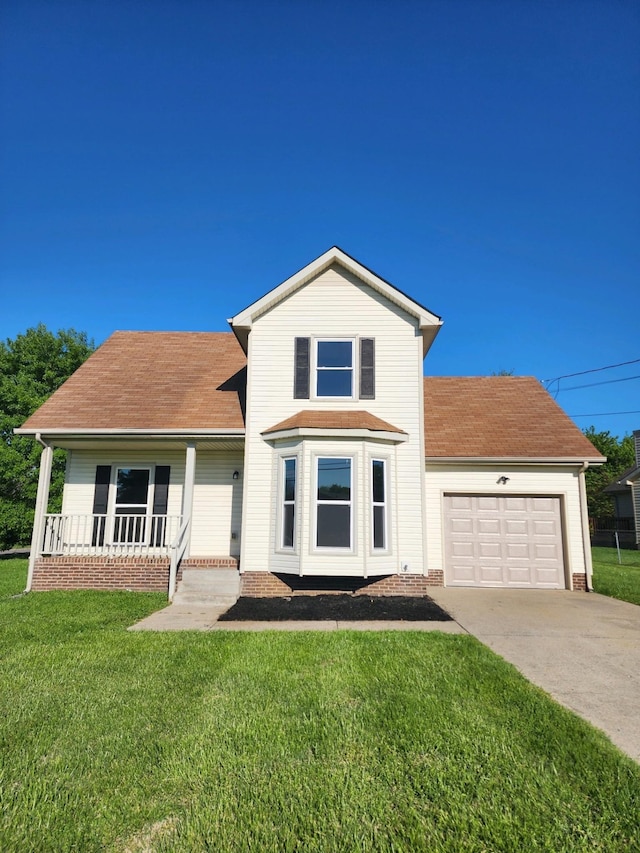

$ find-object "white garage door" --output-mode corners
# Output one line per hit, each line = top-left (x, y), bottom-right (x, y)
(444, 495), (566, 588)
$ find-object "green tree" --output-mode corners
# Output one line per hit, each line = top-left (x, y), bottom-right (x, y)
(0, 325), (94, 550)
(582, 427), (635, 518)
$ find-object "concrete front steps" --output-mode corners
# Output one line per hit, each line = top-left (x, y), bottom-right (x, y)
(172, 567), (240, 608)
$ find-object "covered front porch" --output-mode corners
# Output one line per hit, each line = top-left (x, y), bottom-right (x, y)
(27, 435), (244, 599)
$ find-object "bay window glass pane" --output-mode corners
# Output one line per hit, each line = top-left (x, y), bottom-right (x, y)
(372, 460), (385, 503)
(283, 505), (295, 548)
(317, 505), (351, 548)
(284, 458), (296, 502)
(317, 458), (351, 501)
(317, 341), (352, 367)
(373, 506), (385, 549)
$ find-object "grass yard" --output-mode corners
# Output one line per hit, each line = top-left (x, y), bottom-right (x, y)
(1, 559), (639, 852)
(591, 546), (640, 606)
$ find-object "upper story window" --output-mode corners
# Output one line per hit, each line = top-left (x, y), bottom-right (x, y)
(316, 340), (354, 398)
(294, 337), (375, 401)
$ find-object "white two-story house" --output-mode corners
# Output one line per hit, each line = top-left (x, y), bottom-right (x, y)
(18, 247), (604, 599)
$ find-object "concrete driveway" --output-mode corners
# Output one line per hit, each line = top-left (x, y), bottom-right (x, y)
(428, 588), (640, 763)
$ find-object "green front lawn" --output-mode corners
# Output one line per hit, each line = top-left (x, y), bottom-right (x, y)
(592, 546), (640, 606)
(1, 559), (639, 852)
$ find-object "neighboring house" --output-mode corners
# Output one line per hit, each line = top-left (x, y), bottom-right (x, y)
(602, 429), (640, 548)
(17, 247), (605, 597)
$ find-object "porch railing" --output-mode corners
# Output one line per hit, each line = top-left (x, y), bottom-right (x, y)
(41, 514), (182, 558)
(169, 517), (191, 601)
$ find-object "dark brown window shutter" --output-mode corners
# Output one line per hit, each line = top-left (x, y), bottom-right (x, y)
(152, 466), (170, 514)
(92, 466), (111, 514)
(152, 465), (171, 546)
(360, 338), (375, 399)
(92, 465), (111, 546)
(294, 337), (310, 399)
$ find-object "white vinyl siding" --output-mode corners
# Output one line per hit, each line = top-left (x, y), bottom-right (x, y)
(241, 262), (425, 577)
(425, 464), (589, 584)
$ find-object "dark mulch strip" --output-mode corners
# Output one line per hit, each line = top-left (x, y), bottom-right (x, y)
(219, 594), (452, 622)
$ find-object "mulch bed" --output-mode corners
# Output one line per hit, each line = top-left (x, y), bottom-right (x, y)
(218, 594), (452, 622)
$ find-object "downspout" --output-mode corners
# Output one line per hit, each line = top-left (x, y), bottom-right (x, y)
(578, 461), (593, 591)
(26, 433), (53, 592)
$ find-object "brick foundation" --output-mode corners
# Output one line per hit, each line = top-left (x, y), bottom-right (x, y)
(240, 572), (293, 597)
(572, 573), (588, 592)
(355, 572), (444, 595)
(240, 571), (444, 597)
(31, 555), (239, 592)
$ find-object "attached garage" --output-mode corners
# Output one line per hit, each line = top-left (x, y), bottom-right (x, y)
(443, 494), (566, 589)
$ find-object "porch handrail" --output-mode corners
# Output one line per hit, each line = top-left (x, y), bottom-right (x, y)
(169, 517), (190, 601)
(40, 513), (181, 558)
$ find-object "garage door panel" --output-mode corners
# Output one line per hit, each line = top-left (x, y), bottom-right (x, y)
(444, 494), (565, 589)
(532, 519), (558, 536)
(477, 496), (499, 510)
(478, 518), (500, 534)
(504, 519), (527, 535)
(478, 564), (504, 584)
(478, 542), (501, 558)
(449, 517), (474, 534)
(451, 541), (475, 557)
(504, 497), (527, 511)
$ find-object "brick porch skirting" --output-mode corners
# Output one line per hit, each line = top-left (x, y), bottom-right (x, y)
(31, 555), (241, 592)
(240, 571), (445, 598)
(32, 556), (171, 591)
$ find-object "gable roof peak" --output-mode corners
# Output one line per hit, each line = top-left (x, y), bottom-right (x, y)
(229, 247), (442, 356)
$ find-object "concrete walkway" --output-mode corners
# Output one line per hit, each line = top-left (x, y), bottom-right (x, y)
(128, 603), (464, 633)
(428, 588), (640, 763)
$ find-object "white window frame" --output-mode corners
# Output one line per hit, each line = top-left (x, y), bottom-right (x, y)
(280, 456), (297, 551)
(313, 455), (354, 552)
(109, 465), (153, 545)
(371, 458), (388, 552)
(313, 338), (356, 400)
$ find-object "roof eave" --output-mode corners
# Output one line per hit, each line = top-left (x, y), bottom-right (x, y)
(263, 427), (407, 443)
(425, 456), (606, 465)
(15, 427), (246, 439)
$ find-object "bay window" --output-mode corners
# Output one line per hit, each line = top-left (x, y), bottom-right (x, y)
(316, 457), (352, 548)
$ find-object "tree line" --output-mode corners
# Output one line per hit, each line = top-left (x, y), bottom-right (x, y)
(0, 327), (635, 550)
(0, 326), (94, 550)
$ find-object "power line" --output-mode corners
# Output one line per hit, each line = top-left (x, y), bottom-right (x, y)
(553, 374), (640, 393)
(569, 410), (640, 418)
(543, 357), (640, 385)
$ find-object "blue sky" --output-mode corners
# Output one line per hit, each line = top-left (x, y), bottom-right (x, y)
(1, 0), (639, 438)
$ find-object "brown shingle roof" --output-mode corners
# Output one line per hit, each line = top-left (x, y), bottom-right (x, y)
(20, 332), (246, 431)
(424, 376), (605, 460)
(263, 411), (405, 435)
(19, 332), (604, 461)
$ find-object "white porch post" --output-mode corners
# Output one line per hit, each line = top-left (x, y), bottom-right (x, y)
(182, 442), (197, 557)
(26, 439), (53, 592)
